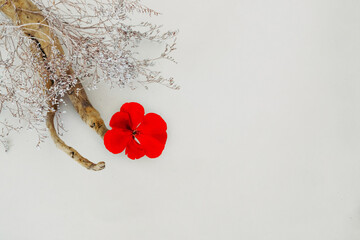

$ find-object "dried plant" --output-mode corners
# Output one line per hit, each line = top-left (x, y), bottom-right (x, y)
(0, 0), (177, 170)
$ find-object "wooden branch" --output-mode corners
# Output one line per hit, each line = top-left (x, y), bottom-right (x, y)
(47, 109), (105, 171)
(67, 82), (109, 139)
(0, 0), (109, 170)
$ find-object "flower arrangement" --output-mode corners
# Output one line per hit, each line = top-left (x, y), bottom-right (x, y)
(0, 0), (176, 170)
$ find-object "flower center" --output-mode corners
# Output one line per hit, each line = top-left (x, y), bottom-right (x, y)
(132, 130), (140, 144)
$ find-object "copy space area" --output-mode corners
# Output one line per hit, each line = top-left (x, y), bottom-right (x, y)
(1, 0), (360, 239)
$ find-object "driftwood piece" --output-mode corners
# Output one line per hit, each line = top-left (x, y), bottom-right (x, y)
(0, 0), (108, 170)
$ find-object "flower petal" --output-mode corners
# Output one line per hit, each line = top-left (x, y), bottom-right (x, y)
(104, 129), (132, 154)
(137, 133), (167, 158)
(136, 113), (167, 158)
(109, 111), (131, 130)
(120, 102), (145, 129)
(137, 113), (167, 134)
(125, 139), (145, 160)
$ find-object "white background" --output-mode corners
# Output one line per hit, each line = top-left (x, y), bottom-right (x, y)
(1, 0), (360, 239)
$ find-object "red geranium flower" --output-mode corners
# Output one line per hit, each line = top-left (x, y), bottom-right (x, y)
(104, 102), (167, 160)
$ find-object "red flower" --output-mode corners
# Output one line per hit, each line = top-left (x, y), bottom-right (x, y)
(104, 102), (167, 160)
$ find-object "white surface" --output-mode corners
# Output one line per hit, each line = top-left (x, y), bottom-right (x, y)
(1, 0), (360, 239)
